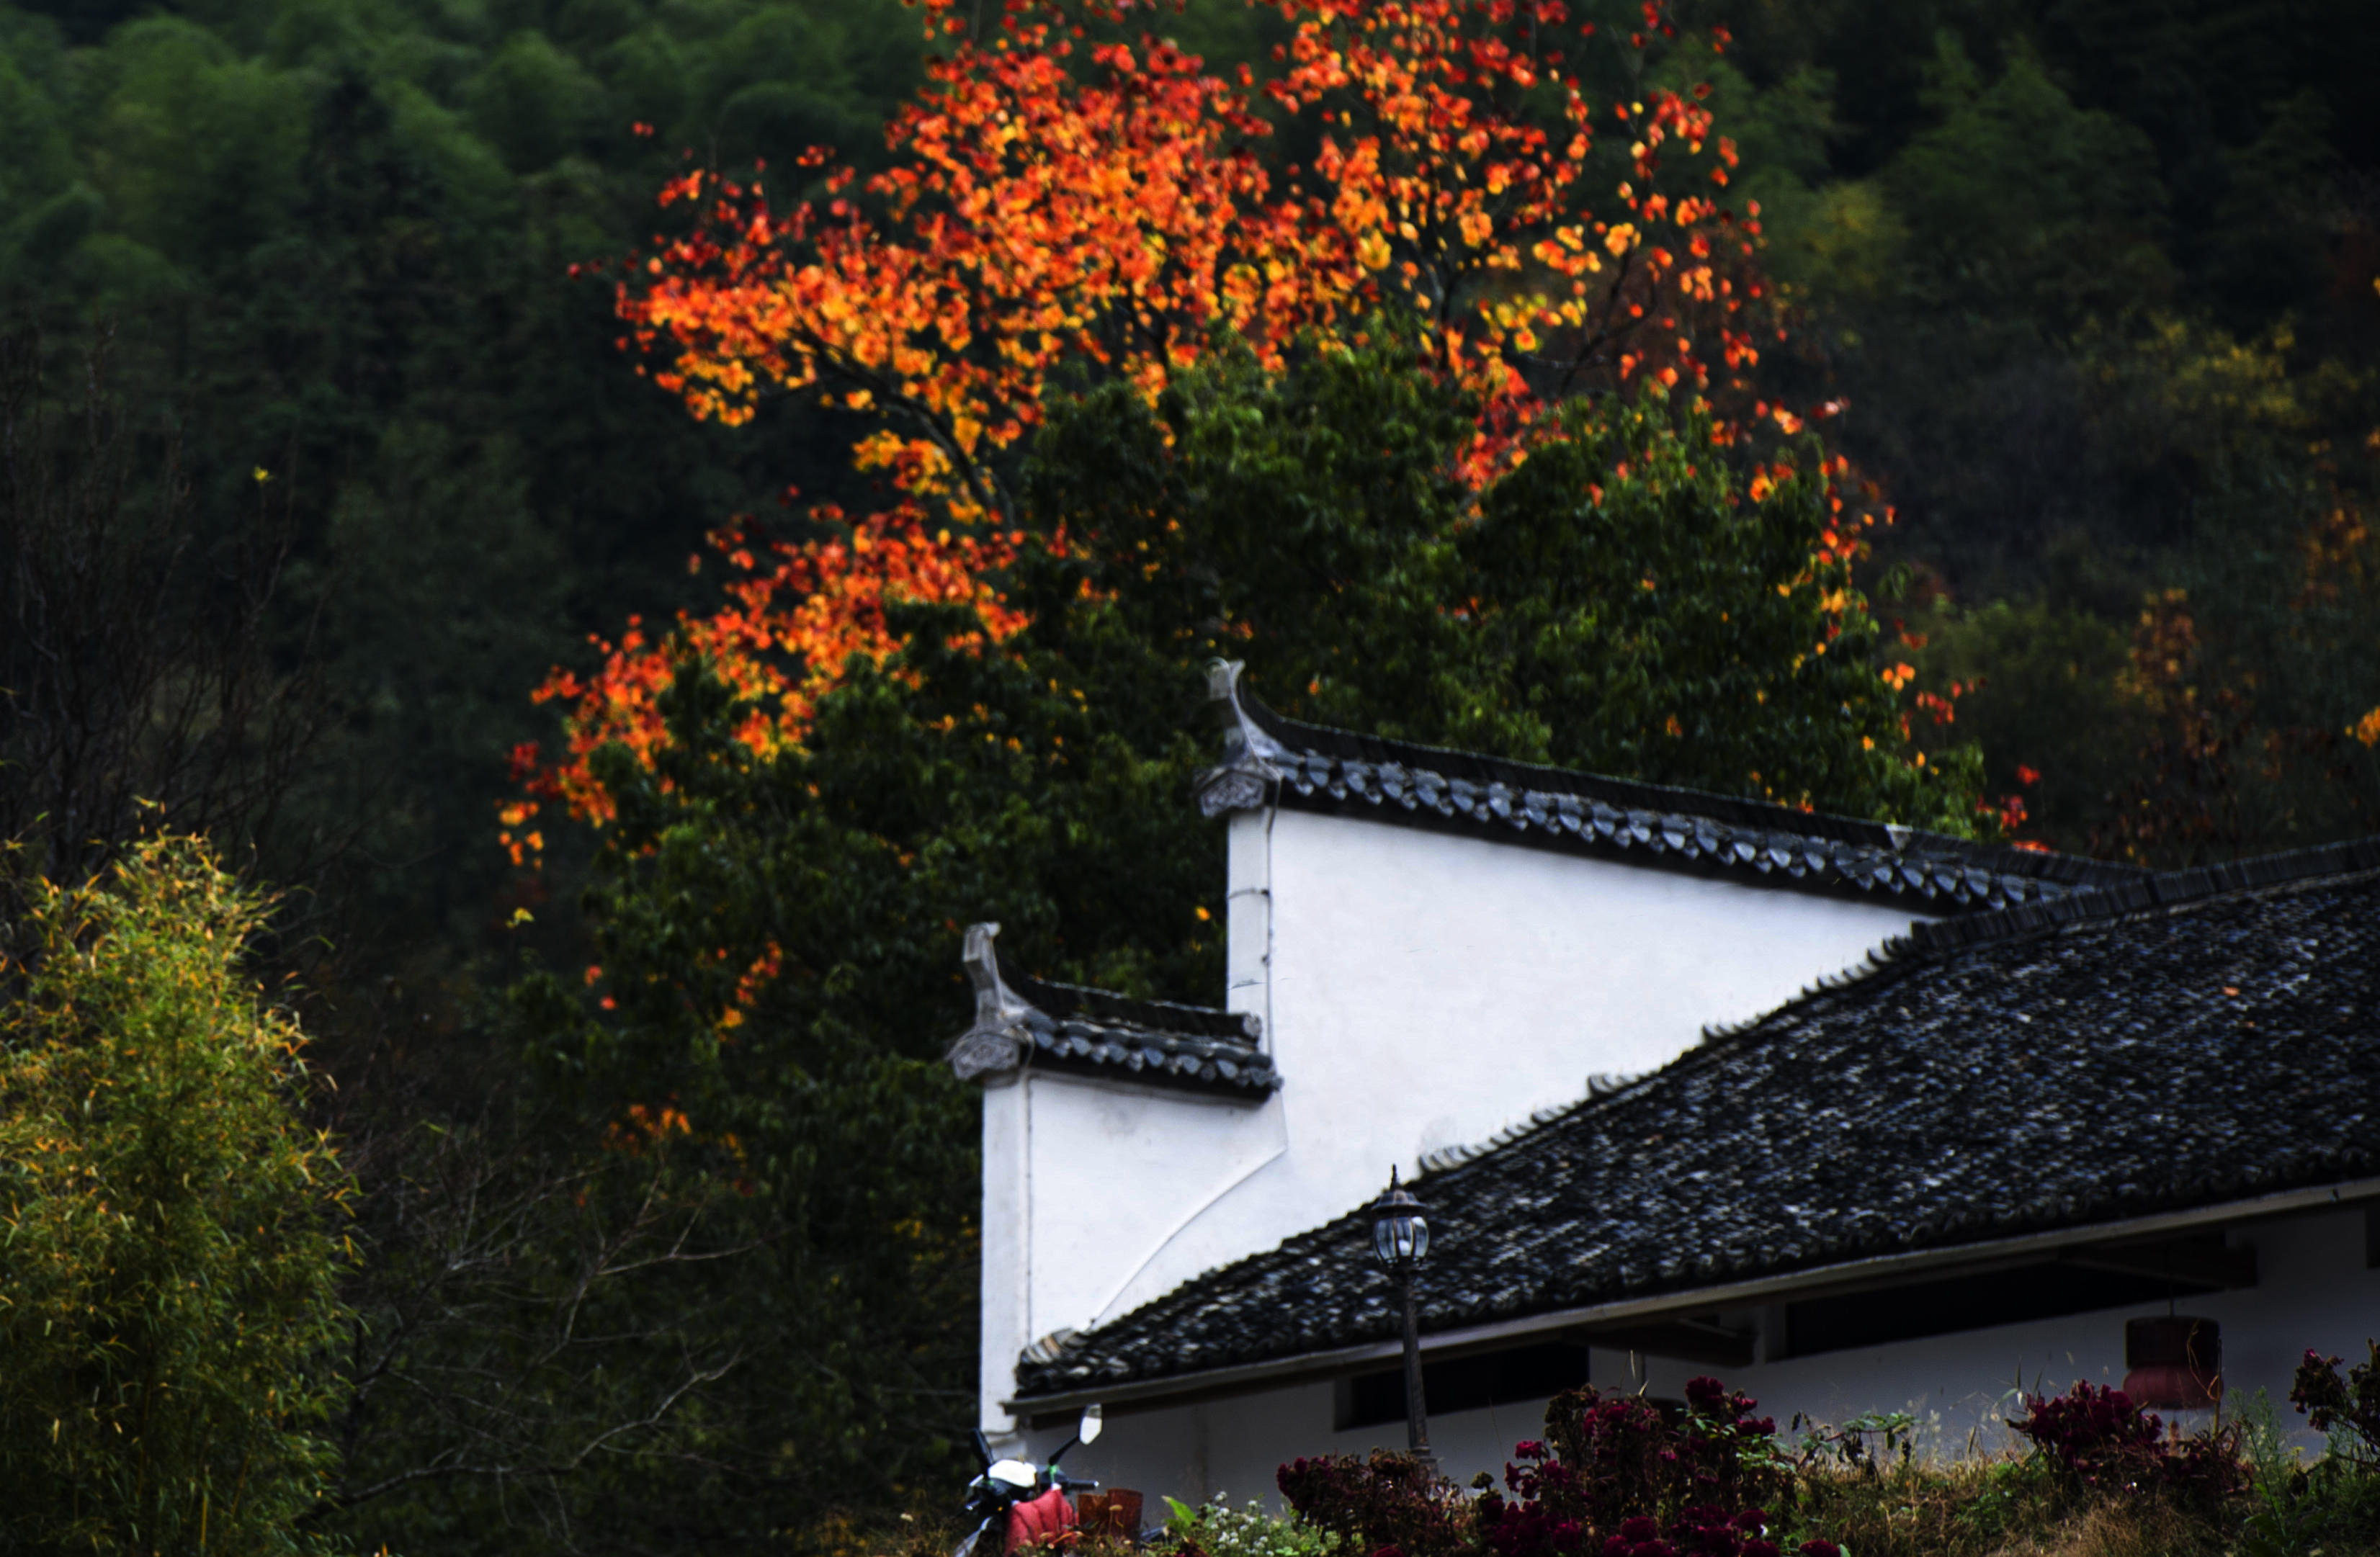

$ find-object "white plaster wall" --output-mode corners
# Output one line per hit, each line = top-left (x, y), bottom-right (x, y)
(980, 1075), (1031, 1440)
(1096, 806), (1931, 1324)
(980, 1069), (1286, 1439)
(1034, 1206), (2380, 1508)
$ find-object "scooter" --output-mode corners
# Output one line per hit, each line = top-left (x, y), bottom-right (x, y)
(951, 1404), (1104, 1557)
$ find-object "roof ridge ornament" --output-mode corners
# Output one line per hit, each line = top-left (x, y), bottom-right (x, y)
(1195, 660), (1286, 818)
(948, 922), (1037, 1080)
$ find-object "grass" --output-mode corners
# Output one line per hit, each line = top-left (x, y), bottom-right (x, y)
(1789, 1446), (2380, 1557)
(1794, 1455), (2216, 1557)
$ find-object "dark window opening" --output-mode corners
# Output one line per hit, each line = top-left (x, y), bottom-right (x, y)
(1783, 1262), (2186, 1359)
(1336, 1341), (1589, 1432)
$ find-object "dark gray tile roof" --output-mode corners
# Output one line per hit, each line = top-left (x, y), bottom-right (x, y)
(1012, 838), (2380, 1399)
(1006, 972), (1281, 1096)
(1194, 663), (2145, 912)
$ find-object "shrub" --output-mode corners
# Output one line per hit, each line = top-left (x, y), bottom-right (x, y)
(2009, 1382), (2165, 1489)
(0, 837), (355, 1553)
(2006, 1382), (2244, 1506)
(1792, 1410), (1920, 1478)
(1472, 1376), (1797, 1557)
(1277, 1451), (1472, 1557)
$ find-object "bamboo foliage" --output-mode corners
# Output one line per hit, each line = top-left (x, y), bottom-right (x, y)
(0, 835), (354, 1556)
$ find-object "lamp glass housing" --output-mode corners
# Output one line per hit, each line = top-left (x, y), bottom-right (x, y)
(1369, 1176), (1429, 1274)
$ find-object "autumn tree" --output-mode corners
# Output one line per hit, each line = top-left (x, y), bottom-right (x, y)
(617, 0), (1771, 492)
(501, 0), (1812, 845)
(516, 0), (1904, 846)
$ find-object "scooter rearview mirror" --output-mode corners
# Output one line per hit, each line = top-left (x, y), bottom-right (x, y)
(1079, 1404), (1103, 1446)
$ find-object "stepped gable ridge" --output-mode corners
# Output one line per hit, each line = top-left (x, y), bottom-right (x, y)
(944, 923), (1278, 1098)
(1192, 659), (2145, 912)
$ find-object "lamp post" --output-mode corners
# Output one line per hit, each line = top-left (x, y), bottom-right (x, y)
(1369, 1167), (1434, 1471)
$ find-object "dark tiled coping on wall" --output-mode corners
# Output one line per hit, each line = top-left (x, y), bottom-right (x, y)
(1194, 663), (2148, 914)
(1002, 972), (1281, 1097)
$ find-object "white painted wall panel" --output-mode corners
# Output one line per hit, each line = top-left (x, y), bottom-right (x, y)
(980, 1069), (1286, 1438)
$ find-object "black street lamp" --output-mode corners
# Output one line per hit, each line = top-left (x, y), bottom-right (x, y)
(1369, 1167), (1434, 1471)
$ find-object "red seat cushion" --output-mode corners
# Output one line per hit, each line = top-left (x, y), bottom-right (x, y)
(1004, 1486), (1078, 1553)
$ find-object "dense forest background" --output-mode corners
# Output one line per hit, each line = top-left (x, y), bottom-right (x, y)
(1, 0), (2377, 1546)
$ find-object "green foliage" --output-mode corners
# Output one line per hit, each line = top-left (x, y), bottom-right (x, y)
(1902, 596), (2150, 851)
(1163, 1494), (1346, 1557)
(1689, 0), (2380, 861)
(0, 835), (354, 1555)
(1876, 40), (2172, 329)
(2236, 1390), (2327, 1557)
(1028, 336), (1988, 830)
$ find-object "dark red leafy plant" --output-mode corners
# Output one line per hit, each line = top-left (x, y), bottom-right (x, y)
(1462, 1377), (1801, 1557)
(2006, 1381), (2243, 1506)
(1277, 1450), (1472, 1557)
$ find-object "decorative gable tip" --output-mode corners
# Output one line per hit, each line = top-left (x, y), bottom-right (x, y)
(1195, 658), (1284, 817)
(948, 922), (1033, 1082)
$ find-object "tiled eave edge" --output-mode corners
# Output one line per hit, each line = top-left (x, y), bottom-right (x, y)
(946, 923), (1279, 1100)
(1014, 1020), (1281, 1096)
(1005, 1173), (2380, 1413)
(1192, 662), (2139, 915)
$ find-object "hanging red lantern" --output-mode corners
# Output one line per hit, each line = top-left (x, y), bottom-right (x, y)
(2123, 1316), (2222, 1409)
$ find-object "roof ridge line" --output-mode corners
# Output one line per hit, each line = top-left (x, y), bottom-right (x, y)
(1699, 944), (1907, 1044)
(1900, 835), (2380, 956)
(1415, 1098), (1601, 1176)
(1694, 838), (2380, 1050)
(1212, 661), (2145, 876)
